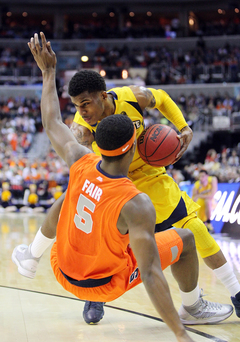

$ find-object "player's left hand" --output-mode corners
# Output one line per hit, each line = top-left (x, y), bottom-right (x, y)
(28, 32), (57, 72)
(173, 126), (193, 163)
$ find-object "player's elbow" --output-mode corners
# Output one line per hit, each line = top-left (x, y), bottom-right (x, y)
(42, 115), (62, 132)
(41, 115), (52, 130)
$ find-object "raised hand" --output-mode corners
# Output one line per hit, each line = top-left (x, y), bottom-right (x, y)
(28, 32), (57, 72)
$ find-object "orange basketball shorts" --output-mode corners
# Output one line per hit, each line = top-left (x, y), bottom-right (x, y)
(50, 229), (183, 302)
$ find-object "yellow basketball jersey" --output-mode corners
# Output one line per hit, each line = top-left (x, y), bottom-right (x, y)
(73, 86), (199, 226)
(194, 176), (213, 194)
(74, 86), (166, 173)
(194, 176), (214, 222)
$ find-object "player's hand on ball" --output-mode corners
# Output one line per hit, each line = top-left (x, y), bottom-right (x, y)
(174, 126), (193, 163)
(28, 32), (57, 72)
(138, 124), (181, 167)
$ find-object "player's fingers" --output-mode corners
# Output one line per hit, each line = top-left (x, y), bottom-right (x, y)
(46, 41), (54, 55)
(28, 37), (36, 53)
(34, 33), (41, 51)
(40, 32), (47, 49)
(173, 154), (182, 163)
(30, 37), (35, 49)
(175, 143), (186, 160)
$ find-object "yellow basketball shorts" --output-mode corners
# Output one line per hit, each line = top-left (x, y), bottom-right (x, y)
(129, 164), (220, 259)
(129, 164), (199, 228)
(195, 198), (207, 222)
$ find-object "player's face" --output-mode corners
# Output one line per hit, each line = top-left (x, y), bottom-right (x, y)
(71, 91), (106, 125)
(199, 172), (208, 184)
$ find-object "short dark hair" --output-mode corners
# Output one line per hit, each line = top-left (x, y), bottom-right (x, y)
(199, 169), (208, 175)
(68, 70), (106, 97)
(95, 115), (134, 162)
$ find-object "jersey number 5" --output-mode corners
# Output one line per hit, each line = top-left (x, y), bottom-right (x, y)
(74, 194), (95, 234)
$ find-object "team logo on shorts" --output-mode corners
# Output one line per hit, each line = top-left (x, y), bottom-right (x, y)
(129, 267), (139, 283)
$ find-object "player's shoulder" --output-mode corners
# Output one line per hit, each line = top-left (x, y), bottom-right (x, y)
(123, 192), (154, 215)
(194, 180), (200, 187)
(70, 152), (98, 172)
(108, 86), (138, 101)
(211, 175), (218, 182)
(121, 192), (156, 227)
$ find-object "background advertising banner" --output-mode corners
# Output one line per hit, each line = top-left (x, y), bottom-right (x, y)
(180, 183), (240, 236)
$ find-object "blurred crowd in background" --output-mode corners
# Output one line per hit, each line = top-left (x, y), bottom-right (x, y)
(1, 14), (240, 40)
(1, 5), (240, 212)
(1, 89), (240, 212)
(1, 38), (240, 85)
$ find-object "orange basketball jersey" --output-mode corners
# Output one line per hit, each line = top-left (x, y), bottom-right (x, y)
(57, 153), (141, 281)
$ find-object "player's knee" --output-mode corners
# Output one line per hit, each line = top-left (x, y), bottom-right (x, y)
(176, 228), (196, 254)
(185, 217), (208, 235)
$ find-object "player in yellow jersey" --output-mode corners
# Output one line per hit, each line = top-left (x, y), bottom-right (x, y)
(12, 32), (240, 323)
(192, 169), (218, 233)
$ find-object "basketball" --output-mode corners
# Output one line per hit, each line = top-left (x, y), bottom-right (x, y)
(137, 124), (181, 167)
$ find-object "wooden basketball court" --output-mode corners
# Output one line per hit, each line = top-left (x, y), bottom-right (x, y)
(0, 212), (239, 342)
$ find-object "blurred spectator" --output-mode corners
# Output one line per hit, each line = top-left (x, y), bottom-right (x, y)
(51, 185), (63, 201)
(205, 149), (218, 164)
(0, 181), (17, 212)
(228, 149), (239, 166)
(20, 183), (45, 213)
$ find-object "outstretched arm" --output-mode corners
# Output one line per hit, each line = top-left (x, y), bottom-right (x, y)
(28, 32), (91, 168)
(119, 193), (194, 342)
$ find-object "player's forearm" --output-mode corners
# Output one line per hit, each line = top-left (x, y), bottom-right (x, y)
(149, 88), (188, 131)
(142, 270), (186, 337)
(192, 189), (197, 200)
(41, 191), (66, 239)
(158, 95), (187, 131)
(41, 69), (77, 163)
(41, 69), (62, 130)
(70, 122), (94, 150)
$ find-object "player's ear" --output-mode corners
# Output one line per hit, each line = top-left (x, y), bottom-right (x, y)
(102, 91), (108, 99)
(130, 140), (137, 154)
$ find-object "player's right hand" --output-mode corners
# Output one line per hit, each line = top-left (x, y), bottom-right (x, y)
(174, 125), (193, 163)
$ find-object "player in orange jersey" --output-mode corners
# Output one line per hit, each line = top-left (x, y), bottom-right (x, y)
(12, 33), (234, 341)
